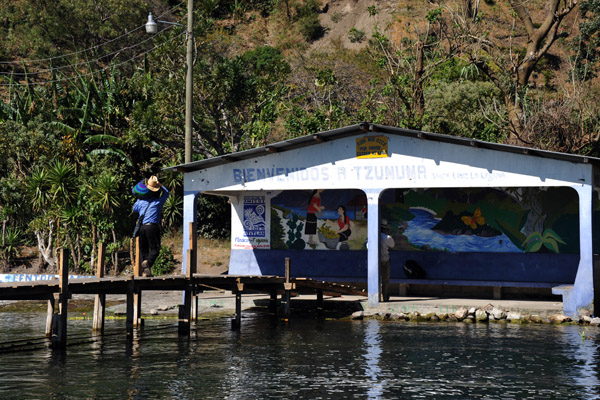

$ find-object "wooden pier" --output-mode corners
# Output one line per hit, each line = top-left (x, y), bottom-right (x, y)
(0, 245), (365, 349)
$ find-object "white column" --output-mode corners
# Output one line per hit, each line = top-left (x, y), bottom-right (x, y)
(365, 189), (383, 307)
(556, 184), (594, 316)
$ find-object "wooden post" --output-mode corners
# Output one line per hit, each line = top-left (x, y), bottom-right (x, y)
(269, 289), (278, 315)
(126, 275), (134, 338)
(231, 279), (243, 330)
(134, 236), (141, 276)
(282, 258), (292, 320)
(188, 222), (198, 322)
(51, 248), (69, 349)
(317, 289), (324, 316)
(93, 243), (106, 332)
(45, 294), (55, 337)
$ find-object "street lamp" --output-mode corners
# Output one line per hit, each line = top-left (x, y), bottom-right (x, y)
(146, 1), (194, 164)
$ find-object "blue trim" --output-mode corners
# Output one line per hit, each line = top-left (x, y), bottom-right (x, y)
(229, 249), (578, 284)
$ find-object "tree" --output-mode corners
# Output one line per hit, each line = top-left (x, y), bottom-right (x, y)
(366, 4), (459, 129)
(453, 0), (579, 142)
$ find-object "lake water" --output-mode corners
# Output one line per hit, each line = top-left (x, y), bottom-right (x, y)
(1, 311), (599, 399)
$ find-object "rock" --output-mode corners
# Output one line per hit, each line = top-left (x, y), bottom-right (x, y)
(430, 314), (440, 322)
(529, 314), (543, 324)
(475, 309), (489, 322)
(150, 309), (159, 315)
(455, 307), (469, 320)
(424, 312), (437, 321)
(481, 303), (495, 313)
(491, 307), (506, 320)
(550, 314), (571, 324)
(437, 313), (449, 321)
(506, 311), (522, 321)
(590, 317), (600, 326)
(581, 315), (592, 324)
(351, 311), (364, 320)
(578, 309), (592, 318)
(468, 307), (477, 316)
(408, 311), (422, 321)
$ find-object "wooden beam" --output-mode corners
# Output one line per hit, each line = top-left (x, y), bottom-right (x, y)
(93, 242), (106, 332)
(51, 248), (69, 349)
(45, 294), (55, 337)
(282, 258), (291, 320)
(133, 238), (142, 328)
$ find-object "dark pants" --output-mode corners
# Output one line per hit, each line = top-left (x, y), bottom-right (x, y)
(380, 260), (390, 302)
(140, 224), (161, 267)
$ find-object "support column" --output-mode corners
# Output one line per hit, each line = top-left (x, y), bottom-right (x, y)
(126, 275), (134, 338)
(187, 222), (198, 322)
(269, 289), (278, 315)
(93, 243), (106, 332)
(133, 237), (142, 328)
(45, 294), (55, 337)
(51, 249), (69, 349)
(316, 289), (324, 316)
(554, 184), (594, 316)
(365, 189), (383, 307)
(282, 258), (292, 320)
(231, 279), (243, 330)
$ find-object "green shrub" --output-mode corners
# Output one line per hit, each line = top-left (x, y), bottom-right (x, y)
(152, 245), (176, 276)
(0, 227), (21, 263)
(348, 27), (366, 43)
(298, 14), (324, 42)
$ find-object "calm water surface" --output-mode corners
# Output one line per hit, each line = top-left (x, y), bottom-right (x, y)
(1, 311), (599, 399)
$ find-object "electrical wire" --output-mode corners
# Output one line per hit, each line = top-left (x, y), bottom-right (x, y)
(0, 31), (185, 87)
(0, 1), (185, 66)
(0, 24), (181, 77)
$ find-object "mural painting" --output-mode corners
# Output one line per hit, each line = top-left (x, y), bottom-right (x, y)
(271, 189), (368, 250)
(381, 187), (580, 254)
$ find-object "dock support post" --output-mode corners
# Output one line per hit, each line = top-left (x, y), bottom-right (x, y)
(51, 249), (69, 349)
(188, 222), (198, 322)
(93, 243), (106, 332)
(133, 237), (142, 328)
(269, 289), (278, 315)
(282, 258), (292, 320)
(179, 223), (196, 336)
(45, 294), (55, 337)
(316, 289), (324, 316)
(231, 279), (243, 330)
(126, 275), (134, 338)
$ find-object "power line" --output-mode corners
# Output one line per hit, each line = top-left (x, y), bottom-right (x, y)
(0, 1), (185, 66)
(0, 24), (181, 77)
(0, 32), (185, 87)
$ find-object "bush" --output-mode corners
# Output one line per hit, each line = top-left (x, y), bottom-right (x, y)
(298, 14), (324, 42)
(152, 245), (176, 276)
(348, 27), (366, 43)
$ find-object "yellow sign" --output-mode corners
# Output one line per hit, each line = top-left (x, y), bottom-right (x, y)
(356, 136), (389, 158)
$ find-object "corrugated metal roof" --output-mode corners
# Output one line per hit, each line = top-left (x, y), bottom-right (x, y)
(164, 122), (600, 173)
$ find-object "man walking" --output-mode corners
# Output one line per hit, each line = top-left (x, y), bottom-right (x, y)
(132, 176), (169, 277)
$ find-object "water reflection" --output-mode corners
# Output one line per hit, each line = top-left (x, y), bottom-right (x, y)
(560, 326), (600, 400)
(363, 320), (384, 399)
(1, 314), (600, 398)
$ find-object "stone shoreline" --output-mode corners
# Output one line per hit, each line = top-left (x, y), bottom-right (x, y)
(352, 304), (600, 326)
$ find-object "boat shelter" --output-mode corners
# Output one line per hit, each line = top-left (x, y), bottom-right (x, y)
(166, 123), (600, 316)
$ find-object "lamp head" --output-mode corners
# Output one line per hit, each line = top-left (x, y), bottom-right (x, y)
(145, 12), (157, 34)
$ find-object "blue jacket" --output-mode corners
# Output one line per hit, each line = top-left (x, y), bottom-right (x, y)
(133, 186), (170, 224)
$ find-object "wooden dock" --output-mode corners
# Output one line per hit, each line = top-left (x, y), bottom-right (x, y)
(0, 246), (365, 349)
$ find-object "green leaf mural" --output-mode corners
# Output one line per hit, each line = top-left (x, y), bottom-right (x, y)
(523, 229), (566, 253)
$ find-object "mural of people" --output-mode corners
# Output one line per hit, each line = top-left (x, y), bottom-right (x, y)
(306, 189), (325, 245)
(336, 205), (352, 249)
